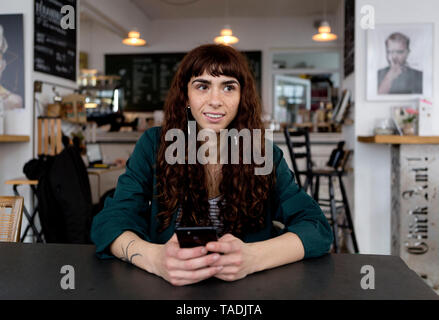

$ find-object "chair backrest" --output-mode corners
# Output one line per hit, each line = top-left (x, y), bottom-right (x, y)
(283, 127), (313, 188)
(37, 117), (63, 156)
(328, 146), (352, 172)
(339, 149), (353, 172)
(0, 196), (24, 242)
(326, 141), (346, 169)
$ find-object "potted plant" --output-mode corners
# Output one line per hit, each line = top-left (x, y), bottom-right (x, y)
(402, 108), (418, 135)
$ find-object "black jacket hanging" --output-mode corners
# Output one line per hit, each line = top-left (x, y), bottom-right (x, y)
(25, 146), (93, 244)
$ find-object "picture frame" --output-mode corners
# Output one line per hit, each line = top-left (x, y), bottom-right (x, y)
(367, 23), (433, 101)
(0, 14), (25, 110)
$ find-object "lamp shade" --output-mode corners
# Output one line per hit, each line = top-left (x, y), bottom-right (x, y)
(312, 21), (337, 42)
(122, 30), (146, 46)
(214, 26), (239, 45)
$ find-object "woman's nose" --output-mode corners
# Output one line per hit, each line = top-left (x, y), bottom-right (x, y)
(208, 88), (222, 107)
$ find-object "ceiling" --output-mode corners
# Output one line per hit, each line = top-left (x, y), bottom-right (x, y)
(128, 0), (342, 20)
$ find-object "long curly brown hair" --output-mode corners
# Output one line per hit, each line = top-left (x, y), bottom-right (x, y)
(155, 44), (275, 238)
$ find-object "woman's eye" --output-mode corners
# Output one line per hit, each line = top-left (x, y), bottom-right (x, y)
(224, 85), (235, 92)
(197, 84), (208, 90)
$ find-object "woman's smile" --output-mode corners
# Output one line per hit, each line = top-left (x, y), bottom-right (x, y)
(203, 112), (226, 123)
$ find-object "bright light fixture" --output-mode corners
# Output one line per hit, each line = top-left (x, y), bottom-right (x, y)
(214, 26), (239, 45)
(312, 21), (337, 42)
(85, 103), (98, 109)
(122, 30), (146, 46)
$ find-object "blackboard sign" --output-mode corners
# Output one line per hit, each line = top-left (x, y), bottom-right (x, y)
(105, 51), (261, 111)
(34, 0), (77, 81)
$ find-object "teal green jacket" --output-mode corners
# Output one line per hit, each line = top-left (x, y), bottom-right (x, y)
(91, 126), (333, 259)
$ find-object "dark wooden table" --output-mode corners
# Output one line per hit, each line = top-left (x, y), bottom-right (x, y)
(0, 243), (437, 300)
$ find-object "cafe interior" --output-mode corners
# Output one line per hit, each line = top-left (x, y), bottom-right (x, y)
(0, 0), (438, 298)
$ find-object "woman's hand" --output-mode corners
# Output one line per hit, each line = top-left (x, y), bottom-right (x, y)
(206, 233), (257, 282)
(153, 234), (224, 286)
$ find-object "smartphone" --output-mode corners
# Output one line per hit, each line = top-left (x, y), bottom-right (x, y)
(175, 226), (218, 248)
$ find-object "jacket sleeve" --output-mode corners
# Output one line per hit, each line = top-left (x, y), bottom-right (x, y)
(272, 144), (333, 258)
(90, 127), (158, 259)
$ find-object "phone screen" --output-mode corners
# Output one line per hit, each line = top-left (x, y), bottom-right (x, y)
(175, 226), (218, 248)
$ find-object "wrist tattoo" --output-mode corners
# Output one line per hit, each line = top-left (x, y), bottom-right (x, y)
(120, 239), (142, 264)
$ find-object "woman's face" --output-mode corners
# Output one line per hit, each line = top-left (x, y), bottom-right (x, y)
(187, 70), (240, 133)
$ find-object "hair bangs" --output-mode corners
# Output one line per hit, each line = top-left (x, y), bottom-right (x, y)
(188, 48), (245, 85)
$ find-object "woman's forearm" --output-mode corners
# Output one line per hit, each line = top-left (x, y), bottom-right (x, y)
(248, 232), (305, 273)
(110, 231), (305, 280)
(110, 231), (162, 275)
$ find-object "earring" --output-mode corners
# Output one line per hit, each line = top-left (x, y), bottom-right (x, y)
(186, 106), (191, 135)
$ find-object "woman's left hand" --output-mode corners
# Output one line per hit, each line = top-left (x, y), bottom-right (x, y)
(206, 233), (257, 282)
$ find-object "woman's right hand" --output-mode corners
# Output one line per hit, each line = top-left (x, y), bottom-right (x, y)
(153, 234), (224, 286)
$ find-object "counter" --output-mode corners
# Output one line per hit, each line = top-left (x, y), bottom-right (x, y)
(358, 135), (439, 290)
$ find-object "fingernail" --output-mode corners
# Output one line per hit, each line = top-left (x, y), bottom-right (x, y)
(201, 248), (207, 254)
(217, 266), (223, 270)
(213, 254), (219, 260)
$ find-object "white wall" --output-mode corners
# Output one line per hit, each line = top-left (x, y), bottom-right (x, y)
(353, 0), (439, 254)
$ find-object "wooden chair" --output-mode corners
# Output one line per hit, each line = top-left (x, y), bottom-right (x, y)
(4, 117), (63, 242)
(283, 128), (314, 192)
(312, 149), (359, 253)
(0, 196), (24, 242)
(284, 127), (359, 253)
(36, 117), (63, 156)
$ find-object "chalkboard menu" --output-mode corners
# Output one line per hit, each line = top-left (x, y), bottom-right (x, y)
(105, 51), (261, 111)
(34, 0), (77, 81)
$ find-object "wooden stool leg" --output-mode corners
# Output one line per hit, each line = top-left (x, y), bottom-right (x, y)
(328, 176), (339, 253)
(338, 174), (359, 253)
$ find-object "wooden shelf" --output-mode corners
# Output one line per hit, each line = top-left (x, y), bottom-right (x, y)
(358, 135), (439, 144)
(0, 135), (30, 143)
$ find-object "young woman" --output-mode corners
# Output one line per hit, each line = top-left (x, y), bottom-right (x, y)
(91, 44), (333, 286)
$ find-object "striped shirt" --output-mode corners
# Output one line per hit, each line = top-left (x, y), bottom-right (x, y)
(175, 194), (224, 235)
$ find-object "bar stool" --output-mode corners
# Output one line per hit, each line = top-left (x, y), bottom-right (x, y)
(284, 127), (359, 253)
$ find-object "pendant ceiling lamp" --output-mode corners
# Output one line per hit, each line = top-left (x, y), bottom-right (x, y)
(122, 30), (146, 46)
(312, 20), (337, 42)
(214, 25), (239, 45)
(214, 0), (239, 45)
(312, 0), (337, 42)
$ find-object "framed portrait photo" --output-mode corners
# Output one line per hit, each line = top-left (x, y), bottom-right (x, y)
(367, 24), (433, 101)
(0, 14), (25, 110)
